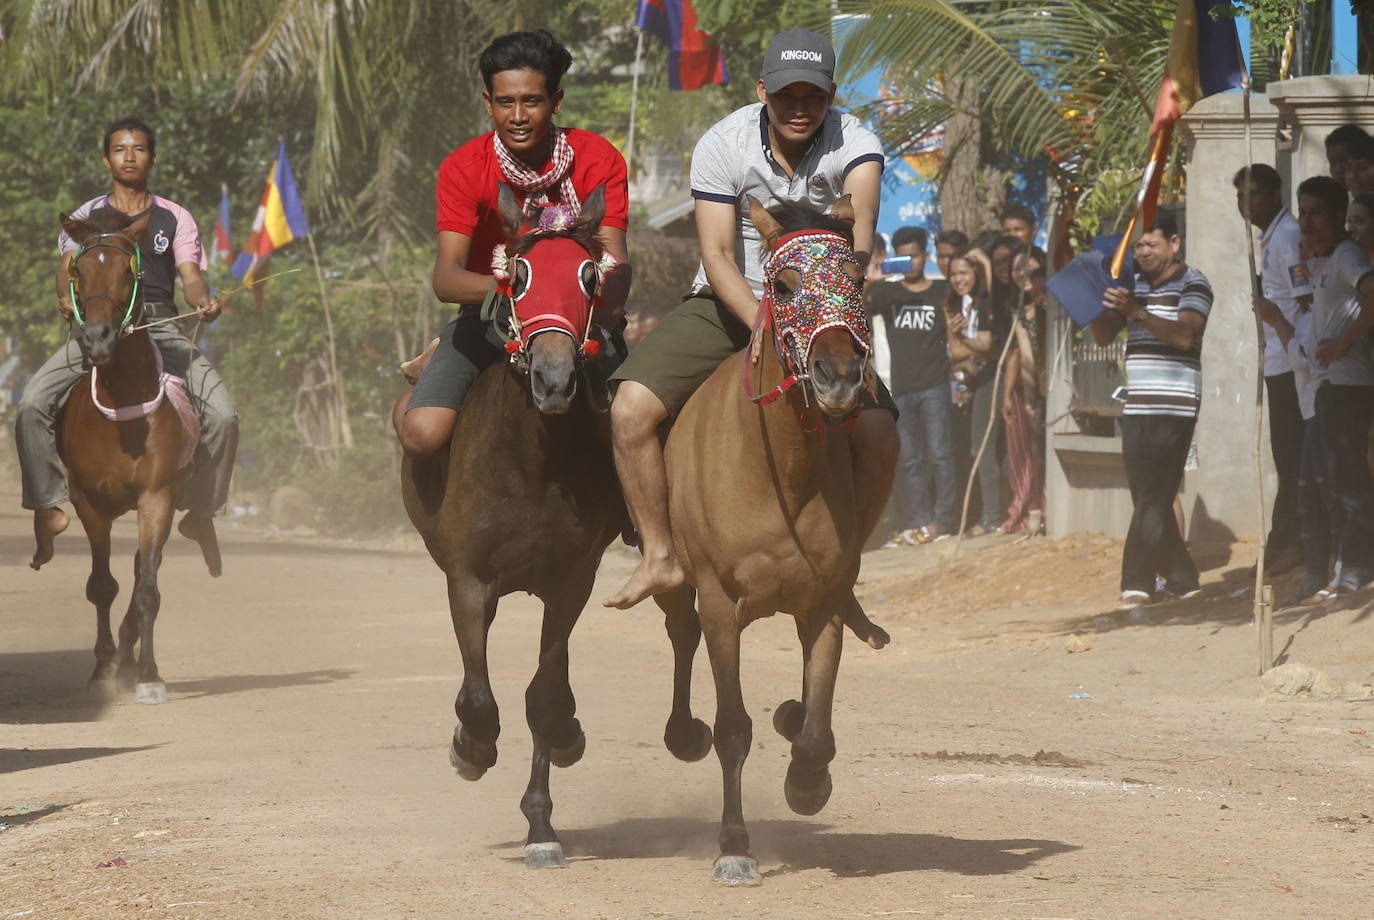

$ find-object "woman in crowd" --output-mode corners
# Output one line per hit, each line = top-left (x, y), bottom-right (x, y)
(944, 250), (1002, 534)
(1002, 245), (1048, 534)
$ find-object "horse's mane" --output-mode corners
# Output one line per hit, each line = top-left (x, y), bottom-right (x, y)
(83, 206), (139, 233)
(767, 200), (855, 246)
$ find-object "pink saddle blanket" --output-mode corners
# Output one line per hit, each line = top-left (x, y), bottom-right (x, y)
(163, 376), (200, 470)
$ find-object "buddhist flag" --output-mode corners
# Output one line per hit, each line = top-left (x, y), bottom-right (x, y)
(213, 184), (233, 267)
(231, 140), (311, 284)
(636, 0), (729, 91)
(1110, 0), (1243, 278)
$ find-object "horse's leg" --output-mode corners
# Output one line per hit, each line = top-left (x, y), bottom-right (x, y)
(447, 572), (500, 781)
(129, 490), (175, 704)
(657, 585), (712, 761)
(700, 586), (760, 886)
(71, 490), (118, 696)
(779, 606), (844, 817)
(519, 578), (593, 870)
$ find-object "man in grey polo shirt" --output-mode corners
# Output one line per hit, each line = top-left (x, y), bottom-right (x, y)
(605, 29), (898, 610)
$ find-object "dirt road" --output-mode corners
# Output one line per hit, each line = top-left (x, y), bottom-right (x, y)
(4, 493), (1374, 919)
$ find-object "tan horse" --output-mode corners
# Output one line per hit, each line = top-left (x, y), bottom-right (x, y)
(50, 208), (216, 704)
(654, 196), (885, 885)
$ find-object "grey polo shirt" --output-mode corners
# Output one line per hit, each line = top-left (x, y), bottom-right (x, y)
(689, 103), (885, 297)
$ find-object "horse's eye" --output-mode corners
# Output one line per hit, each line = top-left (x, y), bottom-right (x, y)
(774, 278), (795, 300)
(511, 258), (531, 301)
(578, 260), (599, 298)
(774, 267), (801, 301)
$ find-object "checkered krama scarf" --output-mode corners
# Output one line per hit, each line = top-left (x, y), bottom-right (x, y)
(492, 127), (579, 216)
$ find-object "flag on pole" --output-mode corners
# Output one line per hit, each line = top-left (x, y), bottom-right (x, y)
(231, 140), (311, 284)
(1110, 0), (1243, 277)
(213, 183), (233, 267)
(636, 0), (729, 91)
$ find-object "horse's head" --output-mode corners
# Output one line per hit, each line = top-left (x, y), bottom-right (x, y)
(59, 208), (151, 367)
(749, 195), (871, 418)
(494, 183), (613, 415)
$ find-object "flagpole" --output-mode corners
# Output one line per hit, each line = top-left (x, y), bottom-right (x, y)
(627, 29), (644, 184)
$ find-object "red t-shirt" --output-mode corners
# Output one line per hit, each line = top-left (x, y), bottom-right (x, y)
(436, 128), (629, 275)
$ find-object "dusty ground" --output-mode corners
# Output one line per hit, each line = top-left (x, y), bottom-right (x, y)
(4, 486), (1374, 920)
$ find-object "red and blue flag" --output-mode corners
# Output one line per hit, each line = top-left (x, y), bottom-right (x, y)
(232, 140), (311, 284)
(636, 0), (728, 91)
(213, 183), (233, 267)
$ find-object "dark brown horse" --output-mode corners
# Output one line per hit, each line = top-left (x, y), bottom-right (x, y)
(52, 208), (217, 704)
(654, 196), (883, 885)
(400, 185), (626, 868)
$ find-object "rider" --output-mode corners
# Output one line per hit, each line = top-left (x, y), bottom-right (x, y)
(605, 29), (900, 609)
(392, 29), (632, 456)
(16, 117), (238, 567)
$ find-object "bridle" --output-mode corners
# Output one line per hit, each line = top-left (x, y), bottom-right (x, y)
(744, 229), (872, 409)
(68, 231), (143, 330)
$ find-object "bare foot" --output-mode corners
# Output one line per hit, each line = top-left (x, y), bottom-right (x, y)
(603, 555), (685, 609)
(178, 511), (223, 577)
(31, 507), (69, 570)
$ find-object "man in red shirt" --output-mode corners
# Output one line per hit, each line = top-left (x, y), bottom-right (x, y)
(393, 29), (631, 456)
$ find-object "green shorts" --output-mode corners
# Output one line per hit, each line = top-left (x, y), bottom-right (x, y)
(612, 289), (897, 418)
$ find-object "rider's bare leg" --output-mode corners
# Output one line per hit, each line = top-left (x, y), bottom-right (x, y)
(841, 410), (900, 649)
(392, 390), (459, 459)
(604, 381), (685, 609)
(31, 506), (70, 571)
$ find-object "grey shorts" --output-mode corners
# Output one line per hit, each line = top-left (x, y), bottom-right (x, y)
(406, 309), (506, 412)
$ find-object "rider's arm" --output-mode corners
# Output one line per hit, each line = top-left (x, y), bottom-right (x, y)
(595, 225), (632, 326)
(433, 232), (497, 305)
(696, 198), (760, 328)
(177, 261), (222, 321)
(842, 160), (882, 271)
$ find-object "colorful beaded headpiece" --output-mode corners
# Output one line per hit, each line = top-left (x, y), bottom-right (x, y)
(764, 230), (872, 366)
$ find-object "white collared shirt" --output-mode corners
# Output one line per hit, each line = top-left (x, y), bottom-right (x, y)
(1258, 208), (1312, 377)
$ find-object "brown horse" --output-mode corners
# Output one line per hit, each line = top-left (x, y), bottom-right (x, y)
(53, 208), (217, 704)
(400, 185), (626, 869)
(654, 196), (883, 885)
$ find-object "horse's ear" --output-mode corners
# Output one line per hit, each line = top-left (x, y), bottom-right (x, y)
(124, 210), (153, 243)
(747, 195), (783, 252)
(828, 194), (856, 227)
(497, 182), (525, 237)
(576, 185), (606, 232)
(59, 213), (94, 245)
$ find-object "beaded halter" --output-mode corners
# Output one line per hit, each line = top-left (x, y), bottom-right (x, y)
(747, 229), (872, 407)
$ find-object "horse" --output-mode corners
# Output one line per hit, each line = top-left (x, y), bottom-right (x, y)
(399, 184), (626, 869)
(653, 195), (884, 885)
(52, 207), (217, 704)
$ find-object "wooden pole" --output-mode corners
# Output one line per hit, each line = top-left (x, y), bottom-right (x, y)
(306, 232), (353, 450)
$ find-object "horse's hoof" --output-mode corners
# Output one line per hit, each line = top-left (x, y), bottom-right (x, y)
(449, 728), (495, 781)
(772, 699), (804, 742)
(712, 854), (761, 886)
(550, 727), (586, 769)
(664, 716), (713, 762)
(524, 841), (568, 869)
(784, 765), (832, 816)
(134, 682), (168, 705)
(87, 677), (118, 699)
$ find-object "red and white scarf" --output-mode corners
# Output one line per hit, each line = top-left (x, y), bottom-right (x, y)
(492, 127), (579, 216)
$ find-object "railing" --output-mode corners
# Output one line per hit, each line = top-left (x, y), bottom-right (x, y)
(1070, 335), (1125, 420)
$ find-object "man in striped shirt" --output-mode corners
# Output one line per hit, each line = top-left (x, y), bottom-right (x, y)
(1092, 212), (1211, 607)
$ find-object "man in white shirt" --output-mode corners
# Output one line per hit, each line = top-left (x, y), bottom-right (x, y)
(1295, 175), (1374, 595)
(1235, 164), (1309, 572)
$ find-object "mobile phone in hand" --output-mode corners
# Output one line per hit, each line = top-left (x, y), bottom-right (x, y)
(881, 255), (914, 275)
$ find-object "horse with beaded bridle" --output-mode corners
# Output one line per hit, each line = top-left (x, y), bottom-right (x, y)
(47, 207), (217, 704)
(399, 183), (626, 869)
(652, 195), (884, 885)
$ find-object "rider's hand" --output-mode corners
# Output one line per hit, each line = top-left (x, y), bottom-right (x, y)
(195, 295), (223, 322)
(57, 298), (73, 322)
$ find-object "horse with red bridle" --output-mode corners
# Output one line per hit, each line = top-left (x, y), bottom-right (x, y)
(50, 207), (216, 704)
(400, 184), (626, 869)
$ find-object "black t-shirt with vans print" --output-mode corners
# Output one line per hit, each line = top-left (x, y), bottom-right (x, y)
(868, 278), (950, 396)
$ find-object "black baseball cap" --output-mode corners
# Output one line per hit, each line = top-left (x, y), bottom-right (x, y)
(761, 29), (836, 94)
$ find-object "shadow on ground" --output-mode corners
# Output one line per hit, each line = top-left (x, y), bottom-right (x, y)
(0, 745), (160, 775)
(168, 668), (355, 699)
(501, 816), (1080, 879)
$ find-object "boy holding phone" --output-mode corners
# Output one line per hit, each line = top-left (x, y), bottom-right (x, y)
(867, 226), (955, 543)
